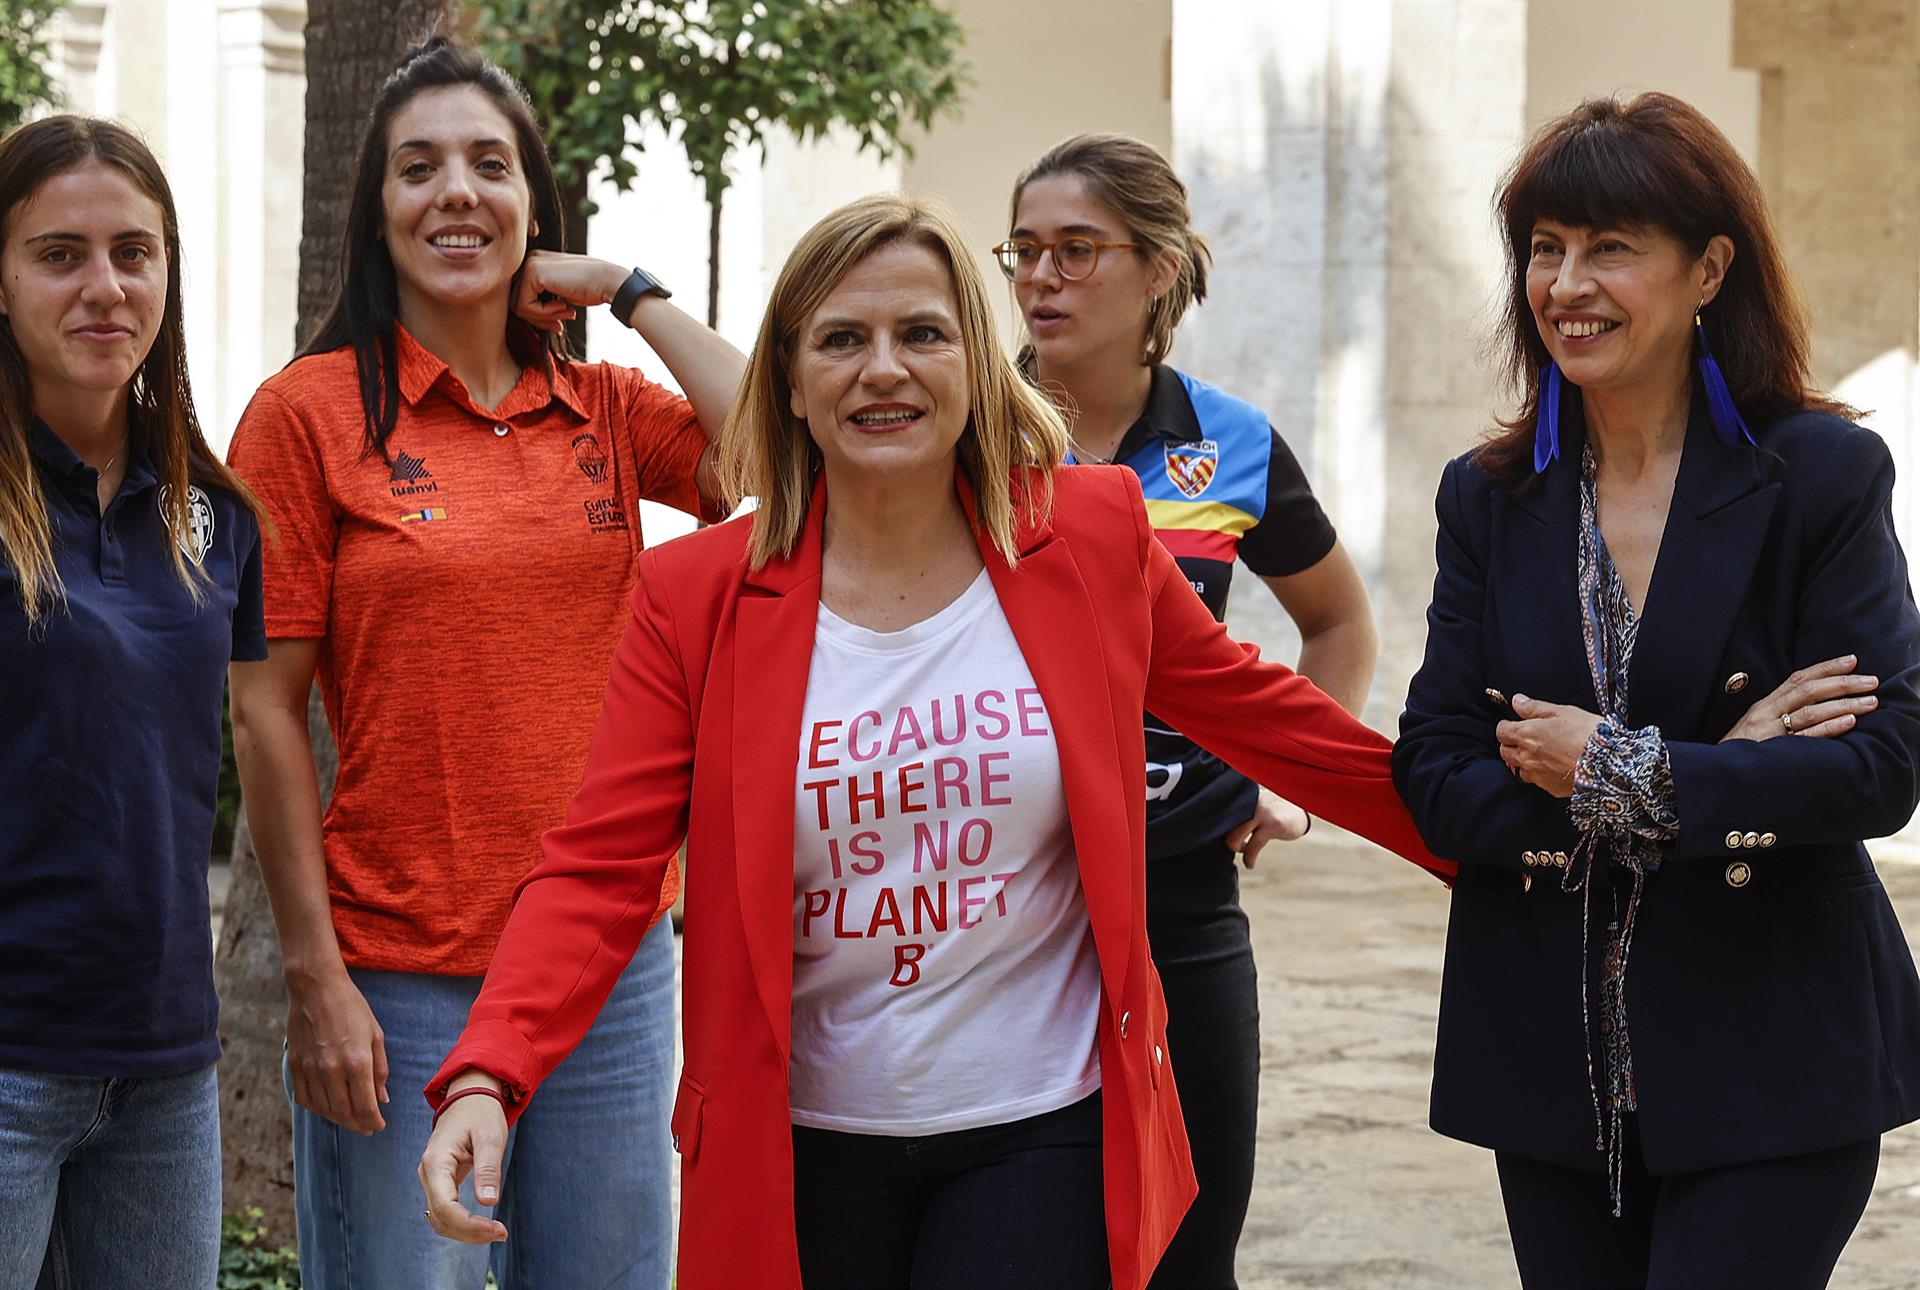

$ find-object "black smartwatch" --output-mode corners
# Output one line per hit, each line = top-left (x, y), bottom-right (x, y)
(610, 267), (672, 326)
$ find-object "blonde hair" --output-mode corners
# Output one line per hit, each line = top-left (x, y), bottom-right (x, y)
(1010, 133), (1211, 366)
(720, 193), (1070, 569)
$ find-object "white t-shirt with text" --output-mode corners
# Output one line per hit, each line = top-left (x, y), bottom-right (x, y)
(787, 570), (1102, 1135)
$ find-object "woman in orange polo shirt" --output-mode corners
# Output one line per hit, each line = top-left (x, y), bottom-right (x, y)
(226, 39), (742, 1290)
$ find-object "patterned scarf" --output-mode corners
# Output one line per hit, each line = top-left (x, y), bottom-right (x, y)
(1566, 445), (1681, 1215)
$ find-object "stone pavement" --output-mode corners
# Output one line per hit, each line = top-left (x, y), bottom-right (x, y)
(217, 811), (1920, 1286)
(1234, 833), (1920, 1290)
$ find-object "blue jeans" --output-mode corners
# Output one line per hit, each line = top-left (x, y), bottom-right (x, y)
(291, 918), (676, 1290)
(0, 1064), (220, 1290)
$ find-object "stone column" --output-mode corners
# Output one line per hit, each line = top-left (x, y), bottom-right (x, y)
(48, 3), (111, 112)
(215, 0), (307, 450)
(1735, 0), (1920, 555)
(1172, 0), (1335, 687)
(1172, 0), (1331, 471)
(1172, 0), (1525, 725)
(1378, 1), (1527, 723)
(167, 2), (225, 443)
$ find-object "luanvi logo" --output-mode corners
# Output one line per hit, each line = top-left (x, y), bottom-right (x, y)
(389, 449), (439, 498)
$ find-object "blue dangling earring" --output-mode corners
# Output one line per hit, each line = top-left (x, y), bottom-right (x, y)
(1695, 310), (1757, 449)
(1532, 361), (1564, 473)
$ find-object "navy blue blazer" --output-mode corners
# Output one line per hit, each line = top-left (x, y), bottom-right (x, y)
(1394, 402), (1920, 1174)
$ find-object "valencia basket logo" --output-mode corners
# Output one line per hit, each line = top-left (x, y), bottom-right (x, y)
(572, 432), (610, 484)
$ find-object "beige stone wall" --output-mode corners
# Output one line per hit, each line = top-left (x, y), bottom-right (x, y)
(900, 0), (1174, 344)
(1735, 0), (1920, 844)
(1527, 0), (1759, 161)
(1736, 0), (1920, 407)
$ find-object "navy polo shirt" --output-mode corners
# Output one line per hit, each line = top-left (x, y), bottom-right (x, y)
(0, 419), (265, 1076)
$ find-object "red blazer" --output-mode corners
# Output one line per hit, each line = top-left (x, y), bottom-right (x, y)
(430, 466), (1451, 1289)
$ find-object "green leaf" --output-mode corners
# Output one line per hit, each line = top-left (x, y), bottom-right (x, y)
(475, 0), (966, 324)
(0, 0), (68, 133)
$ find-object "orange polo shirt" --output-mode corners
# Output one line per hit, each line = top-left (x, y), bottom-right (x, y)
(228, 327), (713, 974)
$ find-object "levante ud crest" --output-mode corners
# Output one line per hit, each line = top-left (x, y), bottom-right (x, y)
(158, 484), (215, 566)
(1164, 439), (1219, 499)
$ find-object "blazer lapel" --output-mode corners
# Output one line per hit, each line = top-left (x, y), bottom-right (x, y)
(728, 477), (827, 1060)
(725, 469), (1143, 1050)
(1498, 424), (1594, 708)
(1628, 411), (1778, 737)
(979, 477), (1133, 1006)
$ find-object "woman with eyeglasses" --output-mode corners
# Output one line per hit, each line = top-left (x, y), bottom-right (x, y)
(998, 134), (1379, 1289)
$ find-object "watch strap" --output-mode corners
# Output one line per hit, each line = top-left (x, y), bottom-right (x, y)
(610, 266), (672, 324)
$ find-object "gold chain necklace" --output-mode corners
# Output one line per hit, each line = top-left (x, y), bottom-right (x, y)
(97, 435), (128, 476)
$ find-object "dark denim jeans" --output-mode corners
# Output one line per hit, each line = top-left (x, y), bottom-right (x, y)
(0, 1064), (220, 1290)
(793, 1092), (1109, 1290)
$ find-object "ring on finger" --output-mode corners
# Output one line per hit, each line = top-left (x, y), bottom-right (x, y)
(1781, 711), (1796, 735)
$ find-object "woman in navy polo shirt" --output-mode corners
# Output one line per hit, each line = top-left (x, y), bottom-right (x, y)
(999, 134), (1380, 1288)
(0, 117), (266, 1288)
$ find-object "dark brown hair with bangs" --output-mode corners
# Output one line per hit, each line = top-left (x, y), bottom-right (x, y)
(1479, 92), (1851, 489)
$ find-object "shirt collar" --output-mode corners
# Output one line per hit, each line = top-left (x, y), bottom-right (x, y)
(28, 410), (157, 492)
(393, 322), (590, 422)
(1020, 360), (1202, 463)
(1112, 364), (1203, 461)
(26, 417), (82, 476)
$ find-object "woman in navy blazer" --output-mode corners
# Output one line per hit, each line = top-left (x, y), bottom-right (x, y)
(1395, 93), (1920, 1289)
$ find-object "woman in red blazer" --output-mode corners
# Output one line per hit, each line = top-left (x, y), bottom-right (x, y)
(417, 193), (1451, 1290)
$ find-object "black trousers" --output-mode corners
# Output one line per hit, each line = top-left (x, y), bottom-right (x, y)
(1496, 1128), (1880, 1290)
(791, 1093), (1107, 1290)
(1145, 845), (1260, 1290)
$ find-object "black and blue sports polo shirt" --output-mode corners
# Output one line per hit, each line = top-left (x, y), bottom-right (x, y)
(0, 419), (265, 1076)
(1073, 366), (1336, 860)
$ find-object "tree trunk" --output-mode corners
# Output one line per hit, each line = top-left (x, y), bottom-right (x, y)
(292, 0), (464, 346)
(707, 189), (723, 331)
(217, 0), (460, 1245)
(214, 692), (338, 1242)
(561, 166), (591, 356)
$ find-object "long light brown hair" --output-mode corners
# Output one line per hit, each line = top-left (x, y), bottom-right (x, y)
(1482, 93), (1852, 488)
(0, 115), (267, 625)
(1009, 133), (1211, 366)
(720, 193), (1070, 569)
